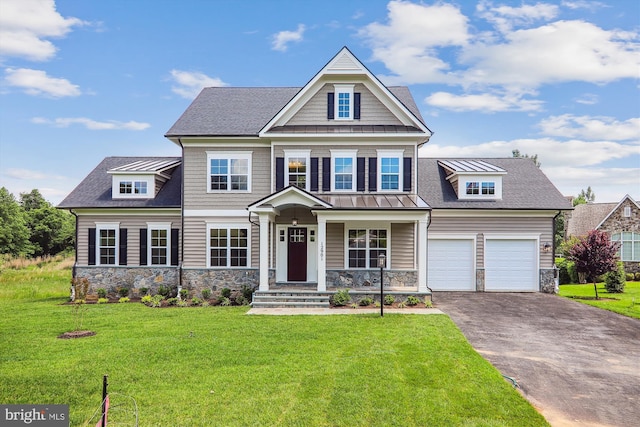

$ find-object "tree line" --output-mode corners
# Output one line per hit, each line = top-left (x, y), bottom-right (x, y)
(0, 187), (75, 258)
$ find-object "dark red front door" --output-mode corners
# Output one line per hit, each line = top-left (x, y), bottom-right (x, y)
(287, 227), (307, 281)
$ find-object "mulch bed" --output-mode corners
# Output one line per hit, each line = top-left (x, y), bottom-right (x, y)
(57, 330), (96, 339)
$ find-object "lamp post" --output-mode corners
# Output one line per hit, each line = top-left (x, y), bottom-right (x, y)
(378, 253), (386, 317)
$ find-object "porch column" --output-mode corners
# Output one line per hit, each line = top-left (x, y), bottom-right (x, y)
(259, 213), (270, 291)
(417, 215), (429, 293)
(317, 217), (327, 291)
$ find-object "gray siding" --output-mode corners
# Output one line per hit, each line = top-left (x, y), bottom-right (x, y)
(287, 83), (404, 125)
(77, 215), (181, 266)
(428, 215), (554, 268)
(326, 223), (344, 268)
(183, 145), (271, 210)
(391, 223), (414, 269)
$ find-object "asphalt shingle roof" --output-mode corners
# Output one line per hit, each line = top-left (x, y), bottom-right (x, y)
(418, 158), (573, 210)
(566, 203), (617, 237)
(58, 157), (181, 209)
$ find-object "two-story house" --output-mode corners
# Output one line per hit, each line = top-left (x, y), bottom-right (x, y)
(59, 47), (571, 299)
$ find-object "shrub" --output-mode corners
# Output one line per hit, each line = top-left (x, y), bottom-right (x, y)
(235, 295), (249, 306)
(166, 297), (178, 306)
(566, 261), (579, 284)
(331, 289), (351, 307)
(117, 287), (130, 298)
(241, 284), (255, 302)
(201, 288), (212, 300)
(220, 288), (232, 298)
(97, 288), (107, 299)
(383, 295), (395, 306)
(139, 287), (149, 296)
(626, 273), (635, 282)
(190, 297), (202, 306)
(97, 298), (109, 304)
(397, 301), (407, 308)
(635, 272), (640, 282)
(150, 295), (164, 308)
(177, 299), (188, 307)
(406, 295), (420, 306)
(424, 298), (433, 308)
(201, 300), (210, 307)
(605, 262), (626, 293)
(118, 297), (130, 303)
(141, 295), (152, 305)
(71, 277), (90, 301)
(179, 289), (189, 300)
(358, 296), (373, 306)
(219, 297), (231, 306)
(555, 258), (572, 285)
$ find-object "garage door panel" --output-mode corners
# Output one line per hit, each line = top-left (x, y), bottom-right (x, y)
(485, 239), (538, 291)
(428, 239), (475, 291)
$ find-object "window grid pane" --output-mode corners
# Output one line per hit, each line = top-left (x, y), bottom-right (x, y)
(210, 158), (249, 191)
(99, 229), (116, 265)
(150, 229), (168, 265)
(481, 182), (495, 195)
(288, 157), (307, 189)
(210, 228), (248, 267)
(335, 158), (353, 190)
(119, 182), (132, 194)
(380, 158), (399, 190)
(338, 92), (350, 118)
(466, 182), (479, 195)
(348, 229), (387, 268)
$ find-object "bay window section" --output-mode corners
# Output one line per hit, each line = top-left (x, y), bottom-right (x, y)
(348, 228), (387, 269)
(208, 225), (249, 267)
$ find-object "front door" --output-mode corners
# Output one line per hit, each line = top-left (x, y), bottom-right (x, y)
(287, 227), (307, 281)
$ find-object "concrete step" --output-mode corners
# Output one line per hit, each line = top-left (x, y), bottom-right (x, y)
(251, 300), (330, 309)
(252, 291), (330, 308)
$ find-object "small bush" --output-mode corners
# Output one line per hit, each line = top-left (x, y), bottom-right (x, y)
(219, 297), (231, 306)
(97, 288), (107, 299)
(383, 294), (395, 306)
(220, 288), (232, 298)
(626, 273), (635, 281)
(150, 295), (164, 308)
(605, 262), (626, 293)
(331, 289), (351, 307)
(567, 261), (579, 284)
(635, 272), (640, 281)
(201, 300), (210, 307)
(201, 288), (212, 300)
(141, 295), (152, 305)
(179, 289), (189, 300)
(350, 303), (358, 309)
(166, 297), (178, 306)
(397, 301), (407, 308)
(235, 295), (249, 306)
(424, 298), (433, 308)
(71, 277), (90, 301)
(358, 296), (374, 306)
(177, 299), (188, 307)
(555, 258), (572, 285)
(117, 287), (130, 298)
(241, 284), (255, 302)
(118, 297), (130, 303)
(157, 285), (171, 298)
(97, 298), (109, 304)
(139, 287), (149, 296)
(406, 295), (420, 306)
(190, 297), (202, 306)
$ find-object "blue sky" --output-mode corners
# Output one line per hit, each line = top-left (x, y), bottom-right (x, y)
(0, 0), (638, 205)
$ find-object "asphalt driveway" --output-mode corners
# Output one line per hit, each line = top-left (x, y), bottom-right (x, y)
(434, 292), (640, 427)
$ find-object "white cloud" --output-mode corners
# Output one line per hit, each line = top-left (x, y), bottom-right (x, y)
(542, 166), (639, 202)
(169, 69), (227, 99)
(4, 68), (81, 97)
(31, 117), (151, 130)
(4, 168), (65, 181)
(561, 1), (608, 12)
(271, 24), (305, 52)
(477, 0), (559, 33)
(538, 115), (640, 141)
(575, 93), (599, 105)
(425, 91), (544, 112)
(0, 0), (87, 61)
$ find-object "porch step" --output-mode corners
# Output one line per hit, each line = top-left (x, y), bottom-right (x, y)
(252, 291), (331, 308)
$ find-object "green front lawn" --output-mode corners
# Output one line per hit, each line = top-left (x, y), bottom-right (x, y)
(559, 281), (640, 319)
(0, 261), (547, 426)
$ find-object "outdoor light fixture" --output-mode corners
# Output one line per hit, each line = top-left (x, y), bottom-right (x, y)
(543, 242), (551, 252)
(378, 253), (386, 317)
(292, 217), (298, 227)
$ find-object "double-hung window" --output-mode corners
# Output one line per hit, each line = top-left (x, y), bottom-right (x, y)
(331, 149), (357, 191)
(117, 179), (149, 196)
(284, 150), (310, 190)
(347, 228), (388, 269)
(334, 84), (354, 120)
(612, 232), (640, 261)
(208, 225), (249, 267)
(377, 149), (404, 191)
(96, 223), (119, 266)
(466, 182), (479, 195)
(207, 152), (251, 192)
(481, 182), (495, 195)
(147, 223), (170, 266)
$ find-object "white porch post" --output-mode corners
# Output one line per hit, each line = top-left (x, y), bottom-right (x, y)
(259, 213), (270, 291)
(317, 217), (327, 291)
(417, 215), (429, 292)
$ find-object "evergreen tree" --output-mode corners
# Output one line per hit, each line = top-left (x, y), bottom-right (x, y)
(20, 189), (75, 257)
(0, 187), (32, 257)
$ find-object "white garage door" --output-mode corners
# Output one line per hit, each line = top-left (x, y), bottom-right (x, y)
(485, 239), (538, 291)
(428, 239), (475, 291)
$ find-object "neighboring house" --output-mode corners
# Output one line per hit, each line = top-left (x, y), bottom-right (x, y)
(566, 195), (640, 273)
(59, 47), (571, 297)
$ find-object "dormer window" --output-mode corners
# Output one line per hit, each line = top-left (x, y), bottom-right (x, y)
(108, 158), (180, 200)
(482, 182), (495, 195)
(327, 85), (360, 120)
(437, 160), (506, 201)
(466, 182), (479, 195)
(119, 180), (148, 195)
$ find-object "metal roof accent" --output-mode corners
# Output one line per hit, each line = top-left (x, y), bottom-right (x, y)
(323, 194), (430, 210)
(437, 159), (506, 174)
(266, 125), (424, 134)
(108, 159), (181, 174)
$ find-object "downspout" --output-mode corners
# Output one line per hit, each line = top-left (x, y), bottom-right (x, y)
(425, 210), (433, 300)
(70, 209), (78, 301)
(178, 138), (185, 295)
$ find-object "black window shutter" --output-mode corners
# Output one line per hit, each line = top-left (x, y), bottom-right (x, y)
(88, 228), (96, 265)
(140, 229), (148, 266)
(368, 158), (377, 192)
(322, 157), (331, 191)
(327, 92), (334, 119)
(357, 157), (365, 191)
(354, 93), (361, 120)
(310, 157), (319, 192)
(171, 229), (179, 266)
(276, 157), (284, 190)
(403, 157), (412, 192)
(119, 229), (127, 266)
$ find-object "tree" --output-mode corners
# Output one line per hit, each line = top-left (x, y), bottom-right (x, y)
(573, 186), (595, 206)
(512, 149), (541, 167)
(0, 187), (32, 257)
(20, 189), (48, 211)
(568, 230), (619, 299)
(20, 189), (75, 257)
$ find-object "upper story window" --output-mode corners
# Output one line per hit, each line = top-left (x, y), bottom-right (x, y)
(624, 206), (632, 217)
(334, 84), (354, 120)
(285, 150), (310, 191)
(119, 180), (148, 195)
(331, 149), (357, 191)
(377, 149), (404, 192)
(482, 182), (495, 195)
(112, 176), (153, 199)
(466, 182), (479, 195)
(465, 180), (497, 196)
(207, 152), (252, 192)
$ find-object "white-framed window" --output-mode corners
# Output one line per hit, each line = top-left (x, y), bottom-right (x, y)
(331, 149), (357, 191)
(207, 152), (252, 192)
(96, 222), (119, 266)
(624, 206), (632, 217)
(465, 181), (496, 196)
(612, 232), (640, 261)
(147, 223), (170, 266)
(207, 224), (250, 268)
(284, 150), (310, 191)
(118, 180), (148, 195)
(112, 176), (153, 199)
(347, 228), (388, 269)
(334, 84), (354, 120)
(377, 149), (404, 192)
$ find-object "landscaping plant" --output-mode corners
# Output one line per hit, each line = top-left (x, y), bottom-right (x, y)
(604, 262), (626, 293)
(568, 230), (619, 299)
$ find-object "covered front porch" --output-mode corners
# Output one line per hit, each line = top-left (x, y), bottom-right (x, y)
(248, 186), (431, 294)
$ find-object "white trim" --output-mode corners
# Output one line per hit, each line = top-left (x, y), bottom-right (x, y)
(206, 151), (252, 193)
(205, 223), (251, 269)
(95, 222), (120, 266)
(458, 176), (503, 200)
(376, 149), (404, 192)
(430, 210), (560, 218)
(344, 223), (391, 270)
(333, 84), (354, 121)
(112, 175), (154, 199)
(284, 149), (311, 191)
(330, 149), (358, 192)
(146, 222), (171, 267)
(184, 209), (248, 217)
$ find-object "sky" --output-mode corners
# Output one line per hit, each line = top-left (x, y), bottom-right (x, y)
(0, 0), (638, 205)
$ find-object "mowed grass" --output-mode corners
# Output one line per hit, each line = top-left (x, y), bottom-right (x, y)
(559, 281), (640, 319)
(0, 260), (548, 426)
